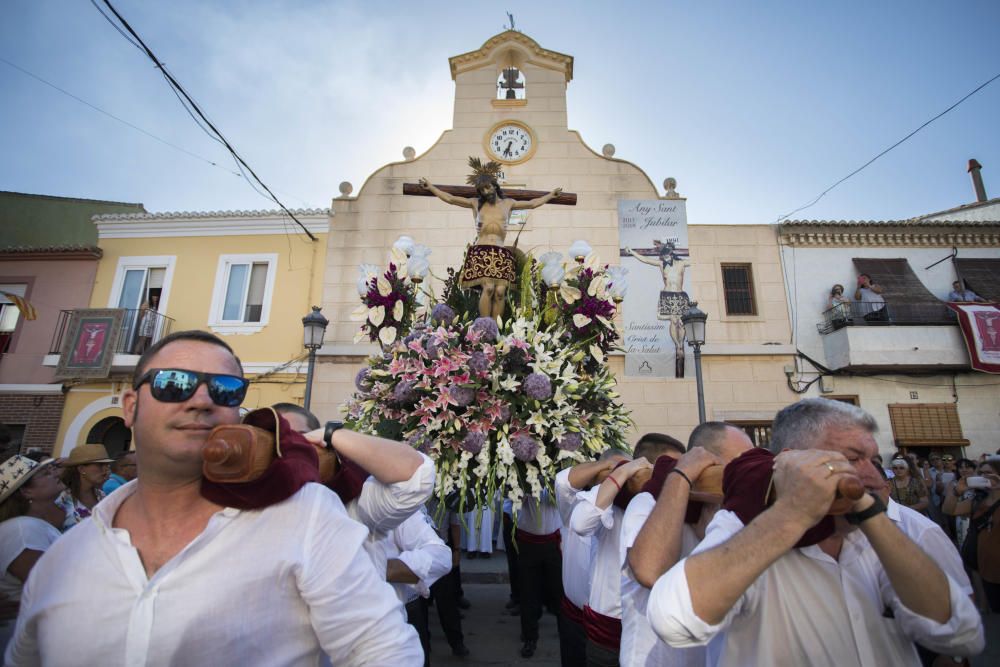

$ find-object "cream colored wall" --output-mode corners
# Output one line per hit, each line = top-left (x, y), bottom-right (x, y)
(93, 232), (327, 365)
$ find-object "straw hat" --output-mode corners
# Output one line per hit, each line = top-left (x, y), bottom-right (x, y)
(0, 455), (55, 504)
(63, 444), (114, 467)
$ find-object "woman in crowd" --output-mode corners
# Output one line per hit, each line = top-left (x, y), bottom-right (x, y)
(888, 455), (929, 514)
(57, 444), (113, 530)
(0, 455), (66, 649)
(943, 459), (1000, 612)
(941, 458), (979, 545)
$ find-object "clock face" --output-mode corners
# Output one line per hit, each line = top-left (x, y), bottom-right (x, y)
(486, 122), (535, 164)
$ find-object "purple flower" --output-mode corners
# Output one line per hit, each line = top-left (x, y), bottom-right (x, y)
(468, 351), (490, 374)
(523, 373), (552, 401)
(393, 380), (416, 405)
(354, 368), (372, 392)
(510, 433), (539, 462)
(452, 386), (475, 407)
(471, 316), (499, 342)
(461, 431), (487, 455)
(431, 304), (456, 326)
(499, 405), (512, 423)
(556, 432), (583, 452)
(425, 338), (443, 360)
(408, 428), (432, 453)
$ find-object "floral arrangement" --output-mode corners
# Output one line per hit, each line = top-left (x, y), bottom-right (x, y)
(345, 239), (632, 515)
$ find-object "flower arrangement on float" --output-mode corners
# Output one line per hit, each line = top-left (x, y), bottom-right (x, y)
(345, 236), (632, 515)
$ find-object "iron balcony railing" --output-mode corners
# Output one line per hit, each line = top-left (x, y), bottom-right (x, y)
(49, 308), (175, 356)
(817, 301), (955, 334)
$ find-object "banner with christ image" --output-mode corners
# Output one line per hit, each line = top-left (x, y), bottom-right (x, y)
(618, 199), (692, 378)
(54, 309), (125, 380)
(946, 302), (1000, 373)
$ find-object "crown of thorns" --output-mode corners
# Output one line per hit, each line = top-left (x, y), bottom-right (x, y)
(466, 156), (503, 186)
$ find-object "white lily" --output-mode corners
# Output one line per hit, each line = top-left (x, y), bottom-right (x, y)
(350, 303), (370, 321)
(393, 299), (404, 321)
(573, 313), (592, 328)
(560, 284), (581, 303)
(589, 344), (604, 363)
(369, 305), (385, 326)
(584, 252), (601, 270)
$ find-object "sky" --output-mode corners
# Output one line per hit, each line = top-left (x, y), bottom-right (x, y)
(1, 1), (999, 227)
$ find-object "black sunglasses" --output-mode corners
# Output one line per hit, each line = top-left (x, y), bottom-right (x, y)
(135, 368), (249, 407)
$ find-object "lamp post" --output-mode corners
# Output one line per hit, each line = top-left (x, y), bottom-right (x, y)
(682, 302), (708, 424)
(302, 305), (328, 412)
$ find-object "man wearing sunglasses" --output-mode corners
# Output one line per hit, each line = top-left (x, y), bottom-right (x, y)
(6, 330), (423, 666)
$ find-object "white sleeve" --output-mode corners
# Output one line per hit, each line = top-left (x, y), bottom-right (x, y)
(881, 572), (985, 657)
(554, 468), (580, 526)
(394, 513), (453, 598)
(300, 488), (424, 665)
(646, 510), (753, 648)
(355, 453), (435, 535)
(915, 522), (973, 596)
(569, 487), (613, 537)
(620, 493), (655, 568)
(0, 520), (59, 573)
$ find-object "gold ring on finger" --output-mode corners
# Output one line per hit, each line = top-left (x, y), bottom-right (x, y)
(825, 463), (835, 474)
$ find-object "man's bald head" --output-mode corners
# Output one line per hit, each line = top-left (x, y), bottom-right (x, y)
(687, 422), (753, 464)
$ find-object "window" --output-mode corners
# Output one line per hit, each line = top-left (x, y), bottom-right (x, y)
(888, 403), (969, 449)
(108, 257), (175, 354)
(721, 264), (757, 316)
(0, 285), (27, 357)
(209, 254), (278, 332)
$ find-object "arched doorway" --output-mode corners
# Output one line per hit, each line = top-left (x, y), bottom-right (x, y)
(85, 416), (131, 457)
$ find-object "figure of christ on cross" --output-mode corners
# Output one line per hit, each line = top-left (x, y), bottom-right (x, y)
(623, 241), (692, 378)
(411, 168), (572, 320)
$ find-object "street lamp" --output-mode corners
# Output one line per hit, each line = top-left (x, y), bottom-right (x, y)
(302, 305), (329, 412)
(682, 302), (708, 424)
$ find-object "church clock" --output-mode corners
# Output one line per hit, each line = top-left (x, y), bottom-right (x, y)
(485, 120), (537, 165)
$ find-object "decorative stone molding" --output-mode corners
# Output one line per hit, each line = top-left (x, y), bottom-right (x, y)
(0, 245), (102, 260)
(779, 220), (1000, 247)
(449, 30), (573, 81)
(94, 209), (331, 238)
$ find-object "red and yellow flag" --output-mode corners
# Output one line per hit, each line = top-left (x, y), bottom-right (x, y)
(1, 292), (37, 321)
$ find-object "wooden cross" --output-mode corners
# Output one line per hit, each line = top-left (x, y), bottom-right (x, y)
(620, 240), (689, 258)
(403, 182), (577, 206)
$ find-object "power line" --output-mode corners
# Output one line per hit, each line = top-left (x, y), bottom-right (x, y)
(0, 55), (240, 176)
(774, 71), (1000, 224)
(95, 0), (317, 241)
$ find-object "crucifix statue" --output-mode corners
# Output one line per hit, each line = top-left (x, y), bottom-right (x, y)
(407, 157), (574, 320)
(622, 240), (692, 378)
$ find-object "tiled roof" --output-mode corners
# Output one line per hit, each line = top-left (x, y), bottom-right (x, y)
(0, 244), (102, 254)
(781, 218), (1000, 227)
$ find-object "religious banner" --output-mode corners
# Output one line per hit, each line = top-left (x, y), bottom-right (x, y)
(618, 199), (691, 378)
(946, 302), (1000, 373)
(55, 309), (125, 380)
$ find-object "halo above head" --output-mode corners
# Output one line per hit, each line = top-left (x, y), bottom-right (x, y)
(466, 156), (503, 188)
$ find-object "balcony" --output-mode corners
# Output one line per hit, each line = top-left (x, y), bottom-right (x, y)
(44, 308), (175, 372)
(816, 302), (967, 371)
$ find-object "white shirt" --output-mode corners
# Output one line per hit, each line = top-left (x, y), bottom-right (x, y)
(347, 453), (436, 574)
(383, 510), (452, 604)
(647, 509), (985, 667)
(859, 286), (885, 307)
(887, 498), (972, 596)
(569, 486), (624, 618)
(554, 468), (594, 610)
(619, 493), (704, 667)
(0, 516), (62, 651)
(517, 491), (562, 536)
(6, 481), (423, 667)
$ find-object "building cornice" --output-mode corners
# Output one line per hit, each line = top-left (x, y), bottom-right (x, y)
(449, 30), (573, 81)
(0, 245), (102, 260)
(94, 209), (331, 239)
(779, 220), (1000, 247)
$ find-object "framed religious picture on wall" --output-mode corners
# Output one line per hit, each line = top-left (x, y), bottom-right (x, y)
(54, 309), (125, 380)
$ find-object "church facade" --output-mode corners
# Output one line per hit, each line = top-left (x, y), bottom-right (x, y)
(311, 31), (801, 447)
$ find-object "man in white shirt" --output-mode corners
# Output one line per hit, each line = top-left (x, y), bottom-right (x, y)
(554, 452), (626, 667)
(383, 509), (453, 667)
(569, 434), (681, 667)
(621, 423), (750, 667)
(6, 330), (422, 666)
(647, 398), (985, 667)
(516, 490), (563, 659)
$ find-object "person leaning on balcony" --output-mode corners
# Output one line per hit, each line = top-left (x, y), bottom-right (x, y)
(889, 456), (930, 515)
(854, 273), (887, 322)
(132, 295), (160, 355)
(827, 284), (851, 324)
(57, 444), (113, 531)
(948, 281), (986, 303)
